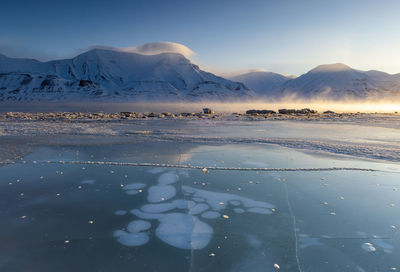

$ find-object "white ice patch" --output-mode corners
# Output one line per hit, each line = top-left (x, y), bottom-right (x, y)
(80, 179), (95, 185)
(157, 171), (178, 185)
(156, 213), (213, 250)
(201, 211), (220, 219)
(115, 210), (127, 216)
(127, 220), (151, 233)
(113, 230), (149, 246)
(116, 176), (276, 250)
(182, 186), (274, 211)
(189, 203), (209, 215)
(140, 199), (196, 214)
(124, 183), (146, 190)
(147, 185), (176, 202)
(361, 242), (376, 252)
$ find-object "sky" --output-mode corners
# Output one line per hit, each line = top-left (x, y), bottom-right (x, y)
(1, 0), (400, 76)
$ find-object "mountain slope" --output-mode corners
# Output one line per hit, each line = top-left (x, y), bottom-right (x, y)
(280, 63), (400, 99)
(230, 71), (289, 96)
(0, 49), (253, 102)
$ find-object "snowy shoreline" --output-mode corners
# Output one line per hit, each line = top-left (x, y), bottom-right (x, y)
(1, 111), (399, 122)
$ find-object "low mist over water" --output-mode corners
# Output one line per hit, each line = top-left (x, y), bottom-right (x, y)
(1, 100), (400, 113)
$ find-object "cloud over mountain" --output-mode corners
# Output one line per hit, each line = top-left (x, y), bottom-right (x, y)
(88, 42), (195, 58)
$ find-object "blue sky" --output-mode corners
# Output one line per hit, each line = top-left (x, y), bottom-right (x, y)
(1, 0), (400, 75)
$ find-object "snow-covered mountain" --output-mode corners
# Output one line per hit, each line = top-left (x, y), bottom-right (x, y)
(279, 63), (400, 99)
(2, 51), (400, 102)
(230, 71), (290, 96)
(0, 49), (253, 102)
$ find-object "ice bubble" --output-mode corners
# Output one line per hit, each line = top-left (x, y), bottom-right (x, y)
(182, 186), (274, 211)
(141, 203), (177, 213)
(127, 220), (151, 233)
(361, 242), (376, 252)
(158, 172), (179, 185)
(147, 185), (176, 202)
(234, 208), (245, 214)
(131, 209), (164, 220)
(247, 207), (272, 215)
(189, 203), (209, 215)
(114, 230), (149, 246)
(156, 213), (213, 250)
(201, 211), (221, 219)
(124, 183), (146, 190)
(173, 199), (196, 209)
(80, 179), (95, 185)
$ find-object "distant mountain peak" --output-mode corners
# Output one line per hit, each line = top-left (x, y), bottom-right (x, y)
(310, 63), (353, 73)
(230, 71), (289, 95)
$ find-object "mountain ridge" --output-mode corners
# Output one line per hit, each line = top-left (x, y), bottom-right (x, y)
(232, 63), (400, 99)
(0, 49), (253, 102)
(1, 49), (400, 101)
